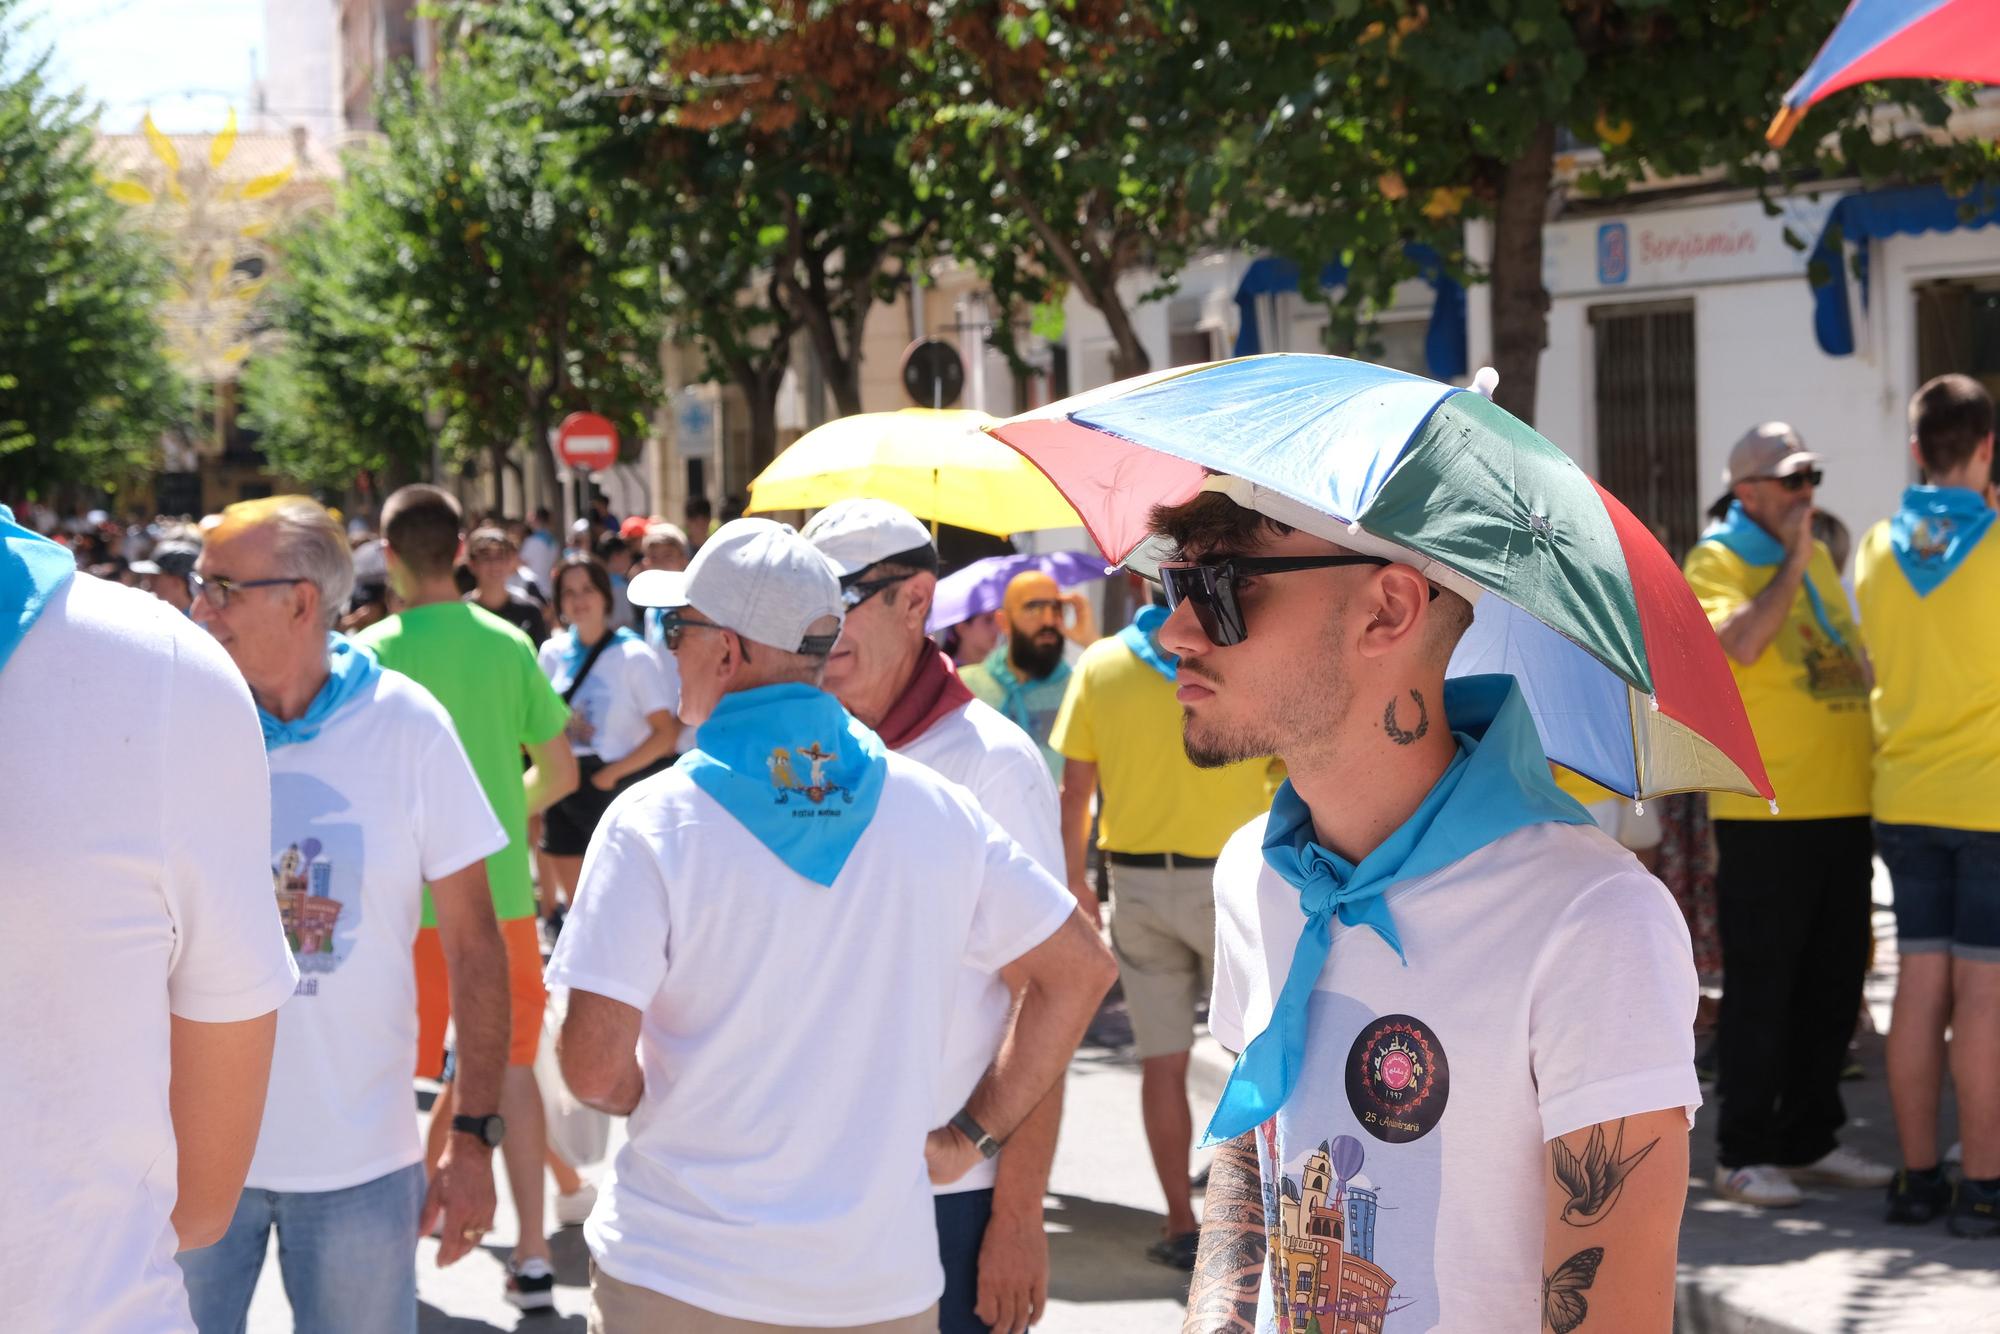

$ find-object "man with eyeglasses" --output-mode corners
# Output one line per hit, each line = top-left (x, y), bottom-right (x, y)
(1683, 423), (1884, 1210)
(1155, 476), (1699, 1334)
(547, 518), (1115, 1332)
(803, 499), (1068, 1334)
(961, 570), (1092, 779)
(1046, 588), (1277, 1272)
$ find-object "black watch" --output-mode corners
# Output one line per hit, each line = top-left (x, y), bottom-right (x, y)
(451, 1113), (506, 1148)
(950, 1109), (1002, 1160)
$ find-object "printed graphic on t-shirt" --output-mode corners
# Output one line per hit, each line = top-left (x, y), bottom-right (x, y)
(1784, 621), (1866, 705)
(270, 772), (365, 991)
(1258, 995), (1448, 1332)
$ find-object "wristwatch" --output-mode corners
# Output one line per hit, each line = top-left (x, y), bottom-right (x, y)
(451, 1113), (507, 1148)
(950, 1109), (1002, 1160)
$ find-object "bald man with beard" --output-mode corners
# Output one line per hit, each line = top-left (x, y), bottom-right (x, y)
(961, 571), (1092, 778)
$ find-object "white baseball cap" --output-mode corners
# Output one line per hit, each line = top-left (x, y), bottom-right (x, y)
(627, 517), (844, 654)
(799, 499), (938, 582)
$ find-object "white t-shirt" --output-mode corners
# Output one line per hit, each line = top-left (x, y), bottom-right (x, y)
(1210, 820), (1699, 1334)
(545, 752), (1075, 1326)
(539, 630), (674, 763)
(899, 695), (1064, 1195)
(252, 668), (507, 1191)
(0, 575), (299, 1334)
(519, 529), (557, 593)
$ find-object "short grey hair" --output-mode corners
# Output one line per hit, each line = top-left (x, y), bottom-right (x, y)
(217, 495), (354, 631)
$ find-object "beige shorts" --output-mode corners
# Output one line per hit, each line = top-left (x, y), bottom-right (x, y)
(590, 1265), (939, 1333)
(1106, 859), (1216, 1060)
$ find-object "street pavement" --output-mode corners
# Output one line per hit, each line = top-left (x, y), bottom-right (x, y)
(239, 872), (2000, 1332)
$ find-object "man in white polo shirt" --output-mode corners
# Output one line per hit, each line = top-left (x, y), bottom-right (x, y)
(803, 499), (1065, 1334)
(178, 497), (515, 1331)
(548, 518), (1116, 1333)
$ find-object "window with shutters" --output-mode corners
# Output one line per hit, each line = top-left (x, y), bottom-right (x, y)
(1590, 301), (1699, 559)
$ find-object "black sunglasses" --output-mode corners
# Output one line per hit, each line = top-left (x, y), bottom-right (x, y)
(1158, 554), (1433, 647)
(1758, 468), (1824, 492)
(658, 611), (731, 652)
(840, 573), (913, 610)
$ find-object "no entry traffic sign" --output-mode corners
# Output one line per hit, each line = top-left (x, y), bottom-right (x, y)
(555, 412), (619, 473)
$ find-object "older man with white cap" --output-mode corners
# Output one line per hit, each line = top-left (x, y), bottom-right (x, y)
(547, 518), (1116, 1334)
(1683, 423), (1884, 1210)
(802, 499), (1066, 1334)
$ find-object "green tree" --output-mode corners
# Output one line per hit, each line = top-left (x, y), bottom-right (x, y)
(0, 0), (185, 496)
(1215, 0), (2000, 424)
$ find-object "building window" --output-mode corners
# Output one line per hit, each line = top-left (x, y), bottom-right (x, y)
(1590, 300), (1699, 559)
(1916, 278), (2000, 407)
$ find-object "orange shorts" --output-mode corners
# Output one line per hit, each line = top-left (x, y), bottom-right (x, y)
(413, 916), (546, 1079)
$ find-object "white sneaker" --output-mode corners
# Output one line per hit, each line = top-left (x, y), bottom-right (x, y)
(554, 1180), (598, 1227)
(1791, 1145), (1895, 1188)
(1715, 1164), (1803, 1207)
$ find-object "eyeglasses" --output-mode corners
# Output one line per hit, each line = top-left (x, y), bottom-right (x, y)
(1158, 554), (1429, 648)
(189, 572), (307, 610)
(1756, 469), (1824, 492)
(840, 573), (913, 610)
(658, 611), (730, 652)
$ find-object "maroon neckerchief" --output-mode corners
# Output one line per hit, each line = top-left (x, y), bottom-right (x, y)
(876, 647), (976, 749)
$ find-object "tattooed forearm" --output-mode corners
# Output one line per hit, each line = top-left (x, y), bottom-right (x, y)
(1542, 1246), (1604, 1332)
(1550, 1118), (1660, 1226)
(1383, 689), (1429, 744)
(1183, 1131), (1265, 1334)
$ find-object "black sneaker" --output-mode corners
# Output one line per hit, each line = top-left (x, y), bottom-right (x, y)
(1948, 1177), (2000, 1239)
(505, 1257), (557, 1311)
(1886, 1168), (1952, 1225)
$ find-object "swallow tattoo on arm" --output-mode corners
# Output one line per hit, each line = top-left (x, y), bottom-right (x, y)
(1551, 1118), (1660, 1226)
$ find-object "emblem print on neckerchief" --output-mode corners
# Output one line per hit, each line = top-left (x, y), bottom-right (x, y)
(1889, 484), (1996, 596)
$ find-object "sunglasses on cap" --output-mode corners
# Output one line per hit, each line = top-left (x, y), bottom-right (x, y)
(1158, 554), (1435, 648)
(1755, 468), (1824, 492)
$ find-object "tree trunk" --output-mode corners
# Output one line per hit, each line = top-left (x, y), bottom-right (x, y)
(1093, 283), (1151, 380)
(1487, 121), (1557, 428)
(744, 377), (781, 475)
(528, 399), (561, 518)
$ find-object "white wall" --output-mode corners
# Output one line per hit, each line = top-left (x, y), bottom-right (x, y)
(258, 0), (341, 143)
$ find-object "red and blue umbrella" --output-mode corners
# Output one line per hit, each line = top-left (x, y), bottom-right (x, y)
(987, 354), (1773, 804)
(1768, 0), (2000, 146)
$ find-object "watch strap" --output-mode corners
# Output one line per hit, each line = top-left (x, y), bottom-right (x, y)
(951, 1109), (1002, 1159)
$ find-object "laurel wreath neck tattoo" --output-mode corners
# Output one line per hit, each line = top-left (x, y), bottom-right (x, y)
(1383, 689), (1429, 745)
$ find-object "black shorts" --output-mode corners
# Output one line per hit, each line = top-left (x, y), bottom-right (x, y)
(539, 755), (674, 856)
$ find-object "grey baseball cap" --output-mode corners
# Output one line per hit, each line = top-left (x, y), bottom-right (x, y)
(798, 499), (938, 582)
(1724, 422), (1822, 487)
(628, 517), (844, 654)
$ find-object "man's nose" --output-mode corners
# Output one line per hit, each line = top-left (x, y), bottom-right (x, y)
(1155, 599), (1213, 657)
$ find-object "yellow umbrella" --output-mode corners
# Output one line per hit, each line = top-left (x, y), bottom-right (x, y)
(747, 408), (1080, 537)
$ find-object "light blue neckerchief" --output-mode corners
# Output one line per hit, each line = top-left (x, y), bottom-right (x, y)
(679, 682), (886, 887)
(977, 643), (1073, 735)
(1890, 485), (1995, 597)
(1118, 605), (1178, 682)
(1201, 674), (1594, 1145)
(558, 625), (640, 679)
(1699, 501), (1846, 648)
(261, 635), (382, 751)
(644, 606), (668, 654)
(0, 504), (76, 678)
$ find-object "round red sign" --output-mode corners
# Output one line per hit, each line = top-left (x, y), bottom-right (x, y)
(555, 412), (619, 472)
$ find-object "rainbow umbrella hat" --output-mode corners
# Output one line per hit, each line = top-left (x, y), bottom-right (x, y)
(1768, 0), (2000, 146)
(988, 354), (1772, 804)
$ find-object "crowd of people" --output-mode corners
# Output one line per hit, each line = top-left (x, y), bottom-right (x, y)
(4, 371), (1997, 1334)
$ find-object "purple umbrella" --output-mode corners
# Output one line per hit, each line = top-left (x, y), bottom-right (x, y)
(926, 551), (1113, 633)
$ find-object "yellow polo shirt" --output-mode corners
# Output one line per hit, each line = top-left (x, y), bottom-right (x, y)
(1050, 634), (1278, 857)
(1854, 521), (2000, 831)
(1682, 540), (1871, 821)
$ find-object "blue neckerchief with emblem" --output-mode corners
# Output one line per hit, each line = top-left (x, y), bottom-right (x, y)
(261, 635), (382, 751)
(975, 643), (1073, 735)
(559, 625), (640, 679)
(1698, 501), (1846, 648)
(1201, 674), (1594, 1145)
(680, 683), (886, 887)
(0, 504), (76, 678)
(1118, 605), (1178, 682)
(1890, 485), (1995, 597)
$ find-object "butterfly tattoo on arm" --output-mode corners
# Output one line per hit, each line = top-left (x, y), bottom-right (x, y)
(1542, 1246), (1604, 1334)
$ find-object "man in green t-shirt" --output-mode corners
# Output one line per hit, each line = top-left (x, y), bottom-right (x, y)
(356, 485), (577, 1310)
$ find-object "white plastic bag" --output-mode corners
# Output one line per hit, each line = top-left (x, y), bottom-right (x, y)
(535, 985), (610, 1167)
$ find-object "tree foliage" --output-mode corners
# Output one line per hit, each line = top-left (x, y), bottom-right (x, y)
(0, 0), (185, 496)
(1212, 0), (2000, 423)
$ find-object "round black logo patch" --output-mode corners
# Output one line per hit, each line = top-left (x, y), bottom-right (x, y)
(1345, 1013), (1450, 1143)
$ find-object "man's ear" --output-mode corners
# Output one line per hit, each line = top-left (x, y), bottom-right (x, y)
(1355, 564), (1432, 662)
(902, 571), (938, 632)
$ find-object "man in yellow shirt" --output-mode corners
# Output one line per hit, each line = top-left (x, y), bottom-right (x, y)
(1855, 374), (2000, 1237)
(1050, 598), (1274, 1269)
(1682, 423), (1886, 1209)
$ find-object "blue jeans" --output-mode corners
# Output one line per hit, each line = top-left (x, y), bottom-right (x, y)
(1876, 822), (2000, 960)
(177, 1162), (425, 1334)
(935, 1188), (994, 1334)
